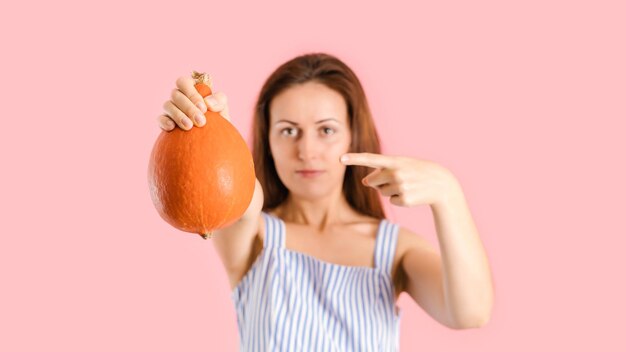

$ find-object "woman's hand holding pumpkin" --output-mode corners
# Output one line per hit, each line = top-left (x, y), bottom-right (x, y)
(158, 74), (231, 131)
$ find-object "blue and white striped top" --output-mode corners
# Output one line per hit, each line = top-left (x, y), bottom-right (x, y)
(231, 211), (403, 351)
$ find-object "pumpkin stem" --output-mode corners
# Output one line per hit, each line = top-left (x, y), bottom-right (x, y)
(192, 71), (213, 90)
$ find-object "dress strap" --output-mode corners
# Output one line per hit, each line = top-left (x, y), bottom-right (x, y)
(261, 212), (285, 249)
(374, 219), (400, 276)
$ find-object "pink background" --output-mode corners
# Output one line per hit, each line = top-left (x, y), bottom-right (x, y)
(1, 0), (624, 351)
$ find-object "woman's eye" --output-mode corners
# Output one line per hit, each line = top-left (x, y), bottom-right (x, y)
(322, 127), (335, 135)
(281, 128), (298, 136)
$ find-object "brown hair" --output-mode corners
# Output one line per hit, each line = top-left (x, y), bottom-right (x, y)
(251, 52), (386, 219)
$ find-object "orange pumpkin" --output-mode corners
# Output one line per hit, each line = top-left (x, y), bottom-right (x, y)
(147, 72), (256, 239)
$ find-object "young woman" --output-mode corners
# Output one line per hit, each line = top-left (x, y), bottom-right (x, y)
(158, 53), (494, 351)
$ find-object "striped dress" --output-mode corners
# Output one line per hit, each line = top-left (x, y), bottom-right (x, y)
(231, 211), (403, 351)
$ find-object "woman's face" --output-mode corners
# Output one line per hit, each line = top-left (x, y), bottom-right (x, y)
(269, 81), (351, 201)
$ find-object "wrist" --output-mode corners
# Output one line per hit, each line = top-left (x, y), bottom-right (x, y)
(432, 173), (465, 212)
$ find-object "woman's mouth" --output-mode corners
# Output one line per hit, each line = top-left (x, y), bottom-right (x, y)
(295, 170), (325, 178)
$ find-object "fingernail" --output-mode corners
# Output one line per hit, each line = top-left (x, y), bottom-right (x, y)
(182, 118), (192, 128)
(196, 102), (207, 113)
(340, 155), (349, 163)
(195, 113), (205, 125)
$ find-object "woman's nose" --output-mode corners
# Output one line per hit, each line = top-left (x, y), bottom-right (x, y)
(297, 133), (319, 160)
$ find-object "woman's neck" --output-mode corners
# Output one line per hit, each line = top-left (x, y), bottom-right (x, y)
(274, 193), (357, 232)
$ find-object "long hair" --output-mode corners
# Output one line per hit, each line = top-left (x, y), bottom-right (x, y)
(251, 52), (386, 219)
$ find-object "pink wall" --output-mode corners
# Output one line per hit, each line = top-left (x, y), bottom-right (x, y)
(1, 0), (624, 351)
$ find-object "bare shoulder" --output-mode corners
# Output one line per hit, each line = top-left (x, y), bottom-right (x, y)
(395, 225), (438, 257)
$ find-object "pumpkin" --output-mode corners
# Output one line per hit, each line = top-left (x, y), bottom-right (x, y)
(147, 71), (256, 239)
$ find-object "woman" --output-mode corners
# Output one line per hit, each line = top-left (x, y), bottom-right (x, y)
(158, 53), (494, 351)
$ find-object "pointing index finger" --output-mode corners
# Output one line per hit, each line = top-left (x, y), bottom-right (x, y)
(340, 153), (396, 169)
